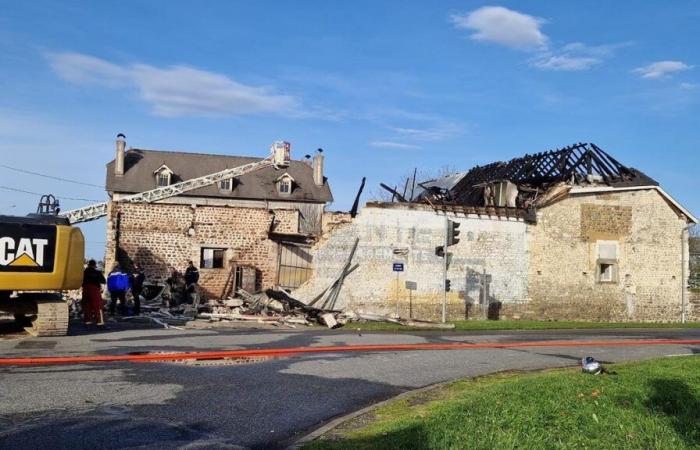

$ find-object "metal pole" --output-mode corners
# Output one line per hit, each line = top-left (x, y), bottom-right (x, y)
(442, 215), (448, 323)
(682, 225), (690, 323)
(396, 271), (400, 318)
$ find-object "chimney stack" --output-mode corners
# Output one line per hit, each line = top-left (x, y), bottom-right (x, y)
(115, 133), (126, 176)
(312, 148), (324, 186)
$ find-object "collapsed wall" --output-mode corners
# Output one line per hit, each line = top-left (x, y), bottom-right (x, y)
(293, 203), (529, 321)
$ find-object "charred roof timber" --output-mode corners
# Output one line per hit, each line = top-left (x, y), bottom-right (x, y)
(455, 142), (656, 192)
(387, 143), (658, 218)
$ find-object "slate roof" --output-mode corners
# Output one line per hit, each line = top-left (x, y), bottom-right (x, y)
(106, 149), (333, 203)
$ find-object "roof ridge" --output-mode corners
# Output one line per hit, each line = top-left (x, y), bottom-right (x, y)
(128, 148), (265, 160)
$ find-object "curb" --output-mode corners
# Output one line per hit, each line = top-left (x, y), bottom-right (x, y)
(287, 378), (458, 449)
(287, 364), (584, 449)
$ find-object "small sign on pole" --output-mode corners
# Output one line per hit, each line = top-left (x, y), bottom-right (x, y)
(405, 280), (416, 319)
(392, 262), (404, 272)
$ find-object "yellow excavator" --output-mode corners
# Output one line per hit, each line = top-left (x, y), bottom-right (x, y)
(0, 195), (84, 336)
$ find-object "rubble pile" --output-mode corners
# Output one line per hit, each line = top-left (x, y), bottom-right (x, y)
(66, 283), (452, 330)
(66, 239), (451, 330)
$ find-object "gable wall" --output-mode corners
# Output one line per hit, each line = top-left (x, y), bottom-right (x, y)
(525, 189), (690, 321)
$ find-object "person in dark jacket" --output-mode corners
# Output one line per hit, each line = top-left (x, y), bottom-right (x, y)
(129, 263), (146, 315)
(82, 260), (106, 326)
(184, 261), (200, 304)
(107, 264), (130, 315)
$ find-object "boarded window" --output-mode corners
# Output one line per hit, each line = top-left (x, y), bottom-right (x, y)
(278, 244), (312, 289)
(598, 241), (618, 260)
(299, 203), (322, 235)
(200, 248), (225, 269)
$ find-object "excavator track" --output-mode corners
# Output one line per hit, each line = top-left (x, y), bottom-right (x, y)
(8, 293), (70, 337)
(26, 297), (70, 337)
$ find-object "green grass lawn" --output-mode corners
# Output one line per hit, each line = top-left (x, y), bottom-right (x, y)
(349, 320), (700, 332)
(306, 356), (700, 450)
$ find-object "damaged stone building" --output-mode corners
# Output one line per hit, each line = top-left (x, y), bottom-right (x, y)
(294, 143), (698, 322)
(104, 139), (333, 299)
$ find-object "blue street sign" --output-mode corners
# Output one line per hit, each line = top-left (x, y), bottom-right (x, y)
(393, 263), (404, 272)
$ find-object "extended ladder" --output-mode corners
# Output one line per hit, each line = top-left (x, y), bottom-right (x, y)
(61, 157), (275, 224)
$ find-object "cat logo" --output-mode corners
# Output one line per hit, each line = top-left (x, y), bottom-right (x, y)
(0, 223), (56, 273)
(0, 237), (49, 267)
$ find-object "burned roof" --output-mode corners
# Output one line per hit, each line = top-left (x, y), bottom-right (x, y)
(106, 149), (333, 203)
(449, 142), (658, 206)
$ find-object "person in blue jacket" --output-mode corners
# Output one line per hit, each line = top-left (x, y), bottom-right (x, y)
(107, 264), (131, 316)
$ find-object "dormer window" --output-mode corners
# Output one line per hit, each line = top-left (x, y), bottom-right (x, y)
(153, 165), (173, 187)
(279, 179), (291, 194)
(219, 178), (233, 191)
(276, 173), (295, 196)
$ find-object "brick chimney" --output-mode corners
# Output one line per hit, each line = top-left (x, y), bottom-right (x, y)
(115, 133), (126, 177)
(312, 148), (324, 186)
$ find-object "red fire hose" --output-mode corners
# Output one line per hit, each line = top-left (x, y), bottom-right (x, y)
(1, 338), (699, 366)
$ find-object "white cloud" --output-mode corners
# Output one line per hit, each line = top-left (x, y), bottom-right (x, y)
(46, 52), (298, 117)
(532, 54), (601, 71)
(633, 61), (693, 79)
(451, 8), (630, 72)
(389, 123), (462, 141)
(369, 122), (462, 150)
(368, 141), (420, 149)
(561, 42), (630, 58)
(680, 82), (698, 90)
(451, 6), (547, 49)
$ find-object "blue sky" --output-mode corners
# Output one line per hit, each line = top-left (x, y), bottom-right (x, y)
(1, 1), (699, 259)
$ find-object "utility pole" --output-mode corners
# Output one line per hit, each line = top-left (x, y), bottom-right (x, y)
(682, 224), (691, 323)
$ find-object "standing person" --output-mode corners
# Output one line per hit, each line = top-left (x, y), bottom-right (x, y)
(82, 260), (106, 326)
(184, 260), (200, 304)
(130, 263), (146, 315)
(107, 264), (130, 315)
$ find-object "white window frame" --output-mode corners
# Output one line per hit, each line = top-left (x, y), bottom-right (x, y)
(157, 172), (170, 187)
(219, 178), (233, 191)
(278, 177), (292, 195)
(154, 166), (173, 187)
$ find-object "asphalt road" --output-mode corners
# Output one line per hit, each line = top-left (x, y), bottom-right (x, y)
(1, 324), (699, 449)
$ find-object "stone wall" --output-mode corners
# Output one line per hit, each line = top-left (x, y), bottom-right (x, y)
(294, 190), (692, 323)
(104, 201), (301, 299)
(523, 189), (689, 322)
(293, 203), (528, 321)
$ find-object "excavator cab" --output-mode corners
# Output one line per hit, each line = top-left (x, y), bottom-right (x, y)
(0, 195), (84, 336)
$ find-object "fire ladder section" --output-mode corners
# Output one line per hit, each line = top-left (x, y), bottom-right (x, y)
(61, 156), (278, 224)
